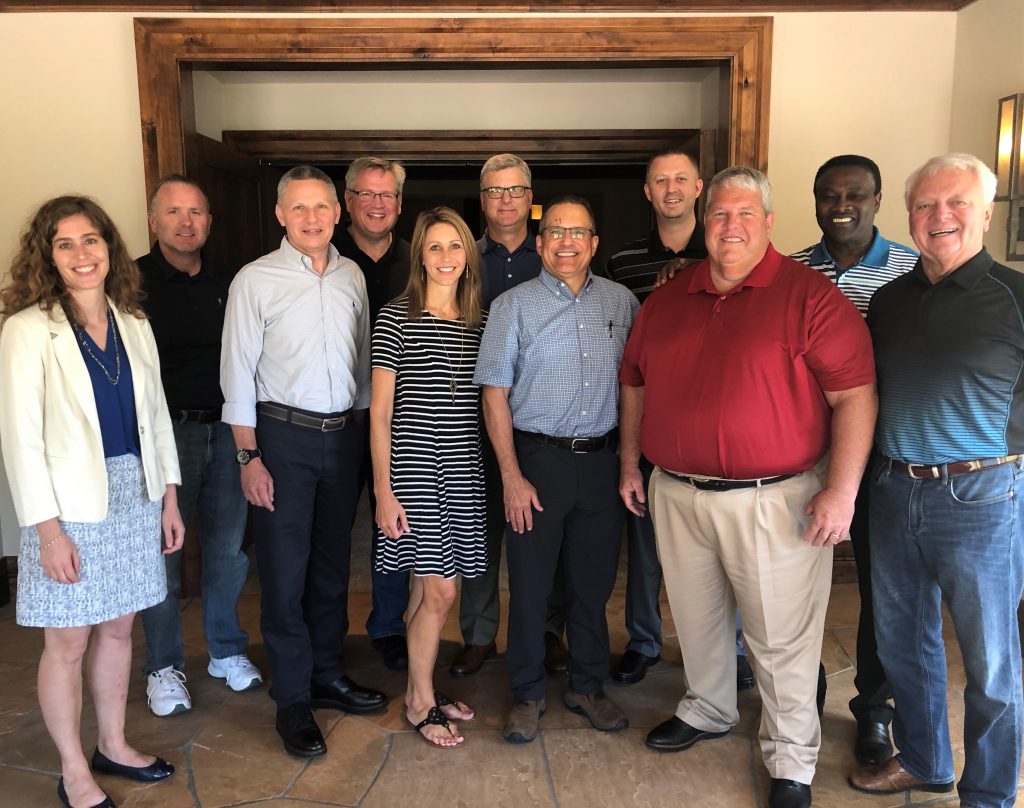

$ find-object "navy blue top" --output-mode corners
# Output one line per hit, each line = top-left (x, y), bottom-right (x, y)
(73, 313), (141, 458)
(476, 231), (542, 307)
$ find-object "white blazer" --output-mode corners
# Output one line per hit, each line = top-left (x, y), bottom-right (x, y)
(0, 300), (181, 527)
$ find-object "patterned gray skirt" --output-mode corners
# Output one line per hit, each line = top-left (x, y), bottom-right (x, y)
(17, 454), (167, 628)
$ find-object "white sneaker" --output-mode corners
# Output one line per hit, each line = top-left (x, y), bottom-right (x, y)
(146, 666), (191, 717)
(208, 654), (263, 692)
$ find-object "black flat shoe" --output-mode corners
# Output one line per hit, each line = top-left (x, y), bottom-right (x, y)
(91, 748), (174, 783)
(276, 703), (326, 758)
(736, 654), (756, 690)
(644, 715), (729, 752)
(57, 777), (116, 808)
(768, 778), (811, 808)
(311, 675), (388, 714)
(372, 634), (409, 671)
(612, 649), (660, 685)
(854, 719), (894, 766)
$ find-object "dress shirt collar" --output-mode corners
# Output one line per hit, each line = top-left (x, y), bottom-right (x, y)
(538, 267), (595, 299)
(647, 220), (706, 255)
(687, 243), (782, 296)
(809, 227), (891, 270)
(478, 230), (537, 257)
(278, 235), (344, 275)
(909, 247), (993, 290)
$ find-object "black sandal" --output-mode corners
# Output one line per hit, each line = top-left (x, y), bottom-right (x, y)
(410, 705), (460, 747)
(435, 690), (475, 720)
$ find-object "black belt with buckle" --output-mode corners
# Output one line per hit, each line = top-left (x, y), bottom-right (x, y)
(660, 468), (797, 491)
(257, 402), (353, 432)
(514, 429), (611, 453)
(171, 407), (221, 424)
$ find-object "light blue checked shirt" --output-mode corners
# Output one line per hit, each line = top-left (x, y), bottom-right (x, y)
(474, 269), (639, 438)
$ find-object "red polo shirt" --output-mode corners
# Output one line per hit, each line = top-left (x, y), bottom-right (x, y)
(619, 244), (874, 479)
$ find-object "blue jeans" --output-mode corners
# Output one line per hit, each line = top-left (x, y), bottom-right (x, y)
(871, 457), (1024, 808)
(141, 421), (250, 672)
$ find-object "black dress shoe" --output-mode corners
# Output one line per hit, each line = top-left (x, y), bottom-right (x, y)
(612, 649), (660, 684)
(91, 748), (174, 782)
(644, 715), (729, 752)
(854, 719), (894, 766)
(373, 634), (409, 671)
(768, 778), (811, 808)
(275, 703), (326, 758)
(736, 654), (756, 690)
(58, 777), (116, 808)
(311, 675), (388, 714)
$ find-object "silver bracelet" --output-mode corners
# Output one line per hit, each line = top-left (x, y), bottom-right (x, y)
(39, 528), (66, 551)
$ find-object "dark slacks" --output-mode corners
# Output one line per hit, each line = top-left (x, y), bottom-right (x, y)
(253, 414), (362, 708)
(506, 433), (624, 700)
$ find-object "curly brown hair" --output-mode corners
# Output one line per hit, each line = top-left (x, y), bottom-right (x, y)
(1, 196), (144, 323)
(404, 206), (483, 331)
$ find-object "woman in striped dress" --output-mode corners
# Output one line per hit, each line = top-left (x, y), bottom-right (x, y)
(370, 206), (486, 748)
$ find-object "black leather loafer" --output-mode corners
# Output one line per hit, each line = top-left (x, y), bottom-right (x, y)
(768, 778), (811, 808)
(644, 715), (729, 752)
(373, 634), (409, 671)
(311, 675), (388, 714)
(612, 649), (660, 685)
(854, 719), (894, 766)
(736, 654), (756, 690)
(58, 778), (115, 808)
(91, 748), (174, 782)
(276, 703), (326, 758)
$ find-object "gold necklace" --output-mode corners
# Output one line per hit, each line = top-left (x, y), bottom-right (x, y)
(73, 309), (121, 386)
(430, 313), (465, 403)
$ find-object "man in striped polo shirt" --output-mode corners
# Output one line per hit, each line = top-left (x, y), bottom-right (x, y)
(791, 155), (916, 767)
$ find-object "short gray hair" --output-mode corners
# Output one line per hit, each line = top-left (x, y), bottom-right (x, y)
(277, 165), (337, 204)
(480, 153), (532, 187)
(706, 166), (773, 214)
(904, 153), (998, 209)
(345, 157), (407, 195)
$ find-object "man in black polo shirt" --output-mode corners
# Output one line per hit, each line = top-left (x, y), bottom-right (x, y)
(333, 157), (412, 672)
(849, 153), (1024, 806)
(605, 147), (721, 686)
(139, 175), (262, 717)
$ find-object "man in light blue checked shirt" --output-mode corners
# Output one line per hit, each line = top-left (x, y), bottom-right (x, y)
(474, 195), (639, 744)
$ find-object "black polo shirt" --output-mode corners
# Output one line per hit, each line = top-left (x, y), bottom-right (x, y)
(477, 230), (541, 308)
(606, 221), (707, 303)
(869, 248), (1024, 464)
(333, 227), (411, 324)
(137, 244), (231, 412)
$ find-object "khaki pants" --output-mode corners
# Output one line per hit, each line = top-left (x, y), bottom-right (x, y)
(649, 462), (832, 785)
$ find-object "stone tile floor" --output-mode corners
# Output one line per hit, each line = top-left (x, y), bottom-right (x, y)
(1, 516), (1022, 807)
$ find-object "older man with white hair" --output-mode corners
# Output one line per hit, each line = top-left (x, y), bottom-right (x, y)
(848, 154), (1024, 808)
(619, 166), (877, 808)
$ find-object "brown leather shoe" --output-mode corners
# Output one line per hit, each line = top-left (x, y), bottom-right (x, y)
(847, 758), (954, 794)
(544, 632), (569, 675)
(502, 698), (546, 743)
(449, 642), (496, 677)
(564, 690), (629, 732)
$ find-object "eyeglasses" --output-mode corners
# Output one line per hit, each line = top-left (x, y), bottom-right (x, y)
(481, 185), (531, 199)
(348, 189), (400, 203)
(542, 226), (594, 241)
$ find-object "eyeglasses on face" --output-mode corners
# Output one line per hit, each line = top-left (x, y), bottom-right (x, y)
(348, 189), (400, 203)
(542, 226), (594, 241)
(481, 185), (531, 199)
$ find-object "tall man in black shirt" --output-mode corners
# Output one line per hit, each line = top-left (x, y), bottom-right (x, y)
(333, 157), (412, 671)
(138, 175), (262, 717)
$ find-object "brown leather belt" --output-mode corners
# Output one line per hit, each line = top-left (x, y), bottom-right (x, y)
(514, 429), (610, 453)
(257, 402), (352, 432)
(886, 454), (1021, 479)
(660, 468), (796, 492)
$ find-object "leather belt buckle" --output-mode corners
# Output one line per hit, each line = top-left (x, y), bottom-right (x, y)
(570, 438), (589, 454)
(321, 415), (348, 432)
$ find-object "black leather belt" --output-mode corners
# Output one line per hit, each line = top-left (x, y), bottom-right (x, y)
(660, 468), (797, 491)
(884, 454), (1021, 479)
(171, 407), (221, 424)
(257, 402), (352, 432)
(514, 429), (611, 453)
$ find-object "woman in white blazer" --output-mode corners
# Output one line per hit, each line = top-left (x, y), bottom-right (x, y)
(0, 196), (185, 808)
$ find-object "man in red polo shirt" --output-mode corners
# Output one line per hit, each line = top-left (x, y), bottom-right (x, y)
(618, 166), (877, 808)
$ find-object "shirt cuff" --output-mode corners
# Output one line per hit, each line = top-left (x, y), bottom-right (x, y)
(221, 402), (256, 428)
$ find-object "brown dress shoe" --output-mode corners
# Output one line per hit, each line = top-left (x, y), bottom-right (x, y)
(847, 758), (954, 794)
(544, 632), (569, 675)
(449, 642), (496, 676)
(503, 698), (546, 743)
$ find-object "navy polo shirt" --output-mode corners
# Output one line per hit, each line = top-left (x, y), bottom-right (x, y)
(869, 249), (1024, 464)
(477, 231), (541, 308)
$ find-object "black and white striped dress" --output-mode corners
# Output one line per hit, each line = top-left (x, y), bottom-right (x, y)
(373, 300), (487, 579)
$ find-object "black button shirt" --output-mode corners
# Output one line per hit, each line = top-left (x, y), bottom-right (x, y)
(136, 244), (231, 411)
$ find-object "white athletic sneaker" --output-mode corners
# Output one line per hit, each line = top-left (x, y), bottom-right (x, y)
(208, 654), (264, 692)
(146, 666), (191, 717)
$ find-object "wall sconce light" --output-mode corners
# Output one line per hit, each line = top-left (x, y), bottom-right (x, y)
(531, 204), (543, 221)
(995, 93), (1024, 260)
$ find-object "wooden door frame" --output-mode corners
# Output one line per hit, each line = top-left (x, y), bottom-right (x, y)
(133, 16), (772, 200)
